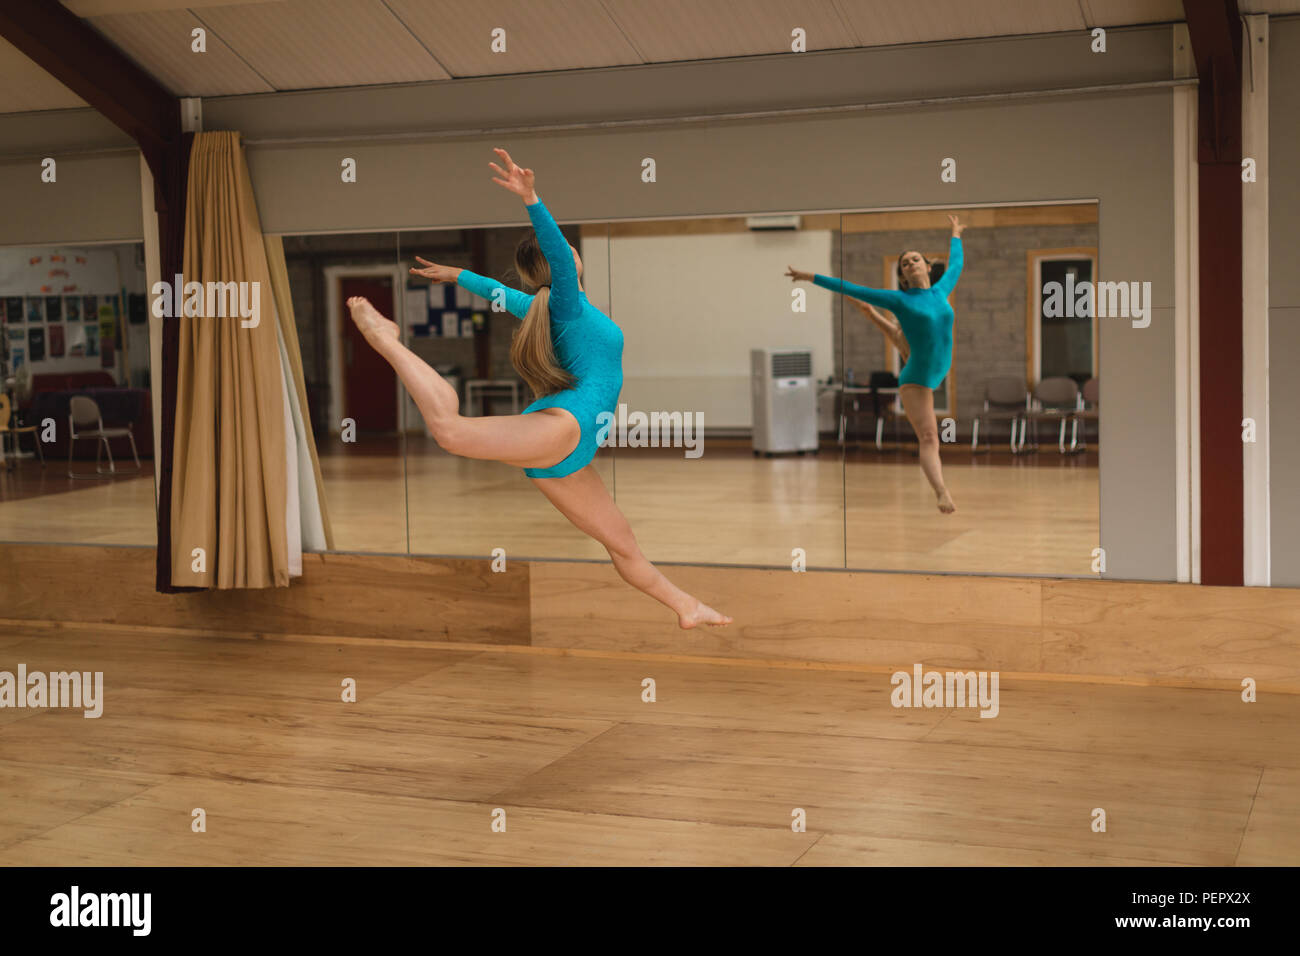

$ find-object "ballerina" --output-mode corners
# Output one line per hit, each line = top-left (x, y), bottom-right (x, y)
(787, 215), (966, 513)
(347, 148), (730, 629)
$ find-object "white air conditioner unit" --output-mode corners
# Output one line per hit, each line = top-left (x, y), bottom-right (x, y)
(751, 348), (817, 455)
(745, 215), (801, 231)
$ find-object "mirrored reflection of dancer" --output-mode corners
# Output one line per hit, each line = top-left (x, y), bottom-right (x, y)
(787, 215), (965, 513)
(348, 149), (730, 629)
(849, 299), (909, 365)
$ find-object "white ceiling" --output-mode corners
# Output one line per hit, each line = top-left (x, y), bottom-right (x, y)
(0, 0), (1295, 114)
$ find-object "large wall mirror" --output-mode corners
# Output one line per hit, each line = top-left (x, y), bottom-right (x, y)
(8, 199), (1097, 576)
(0, 241), (154, 547)
(270, 198), (1099, 578)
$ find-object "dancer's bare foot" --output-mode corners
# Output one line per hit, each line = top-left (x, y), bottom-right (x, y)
(679, 600), (732, 630)
(937, 490), (957, 514)
(347, 296), (399, 344)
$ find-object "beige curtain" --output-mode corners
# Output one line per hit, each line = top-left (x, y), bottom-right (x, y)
(171, 130), (322, 588)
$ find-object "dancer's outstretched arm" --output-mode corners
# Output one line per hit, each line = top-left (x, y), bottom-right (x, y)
(931, 215), (966, 297)
(489, 148), (581, 322)
(458, 269), (535, 319)
(849, 299), (909, 362)
(410, 255), (534, 319)
(785, 265), (908, 309)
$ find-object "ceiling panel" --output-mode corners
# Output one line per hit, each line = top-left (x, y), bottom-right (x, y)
(194, 0), (449, 90)
(387, 0), (642, 77)
(0, 38), (88, 113)
(602, 0), (856, 63)
(63, 0), (283, 15)
(5, 0), (1291, 116)
(88, 8), (275, 96)
(833, 0), (1083, 47)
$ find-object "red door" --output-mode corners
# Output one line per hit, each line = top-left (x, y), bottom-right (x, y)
(340, 276), (398, 433)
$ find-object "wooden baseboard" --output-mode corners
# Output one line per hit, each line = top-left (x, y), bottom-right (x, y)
(0, 544), (528, 645)
(530, 562), (1300, 691)
(4, 543), (1299, 692)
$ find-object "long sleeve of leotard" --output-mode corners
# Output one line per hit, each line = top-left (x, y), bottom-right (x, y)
(456, 269), (534, 319)
(931, 236), (964, 297)
(812, 274), (909, 309)
(526, 198), (581, 322)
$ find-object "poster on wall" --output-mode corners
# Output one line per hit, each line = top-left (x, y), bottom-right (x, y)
(98, 301), (116, 342)
(27, 326), (45, 362)
(1, 247), (136, 375)
(9, 345), (24, 371)
(67, 323), (86, 357)
(0, 247), (121, 296)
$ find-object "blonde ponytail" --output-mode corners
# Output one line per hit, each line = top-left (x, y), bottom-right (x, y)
(511, 286), (574, 397)
(511, 233), (575, 398)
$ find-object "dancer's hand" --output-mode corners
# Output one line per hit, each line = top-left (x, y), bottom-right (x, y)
(489, 148), (538, 203)
(409, 256), (460, 284)
(948, 214), (965, 237)
(785, 266), (814, 282)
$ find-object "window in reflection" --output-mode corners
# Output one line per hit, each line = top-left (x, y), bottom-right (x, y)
(0, 242), (154, 545)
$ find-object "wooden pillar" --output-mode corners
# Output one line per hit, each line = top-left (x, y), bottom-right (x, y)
(1185, 0), (1244, 586)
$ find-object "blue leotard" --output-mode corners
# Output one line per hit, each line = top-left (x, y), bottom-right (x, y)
(455, 199), (624, 479)
(814, 236), (964, 389)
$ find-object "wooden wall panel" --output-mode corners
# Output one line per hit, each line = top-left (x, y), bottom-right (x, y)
(529, 561), (1044, 671)
(0, 544), (528, 644)
(6, 544), (1300, 691)
(1042, 579), (1300, 686)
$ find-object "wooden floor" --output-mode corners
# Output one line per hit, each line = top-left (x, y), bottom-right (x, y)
(0, 624), (1292, 866)
(0, 441), (1098, 575)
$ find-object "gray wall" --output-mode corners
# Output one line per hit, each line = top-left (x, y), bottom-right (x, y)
(0, 109), (142, 246)
(0, 149), (143, 246)
(1270, 18), (1300, 586)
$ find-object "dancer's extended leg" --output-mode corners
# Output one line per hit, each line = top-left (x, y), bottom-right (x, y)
(899, 384), (956, 514)
(531, 466), (732, 630)
(348, 296), (577, 469)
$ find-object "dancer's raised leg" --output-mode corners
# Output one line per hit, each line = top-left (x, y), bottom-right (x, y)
(899, 384), (956, 514)
(348, 296), (577, 469)
(532, 465), (731, 629)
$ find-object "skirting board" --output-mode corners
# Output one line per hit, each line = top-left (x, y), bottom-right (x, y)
(3, 544), (1298, 691)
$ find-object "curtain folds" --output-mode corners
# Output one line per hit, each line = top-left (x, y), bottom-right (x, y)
(170, 130), (331, 588)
